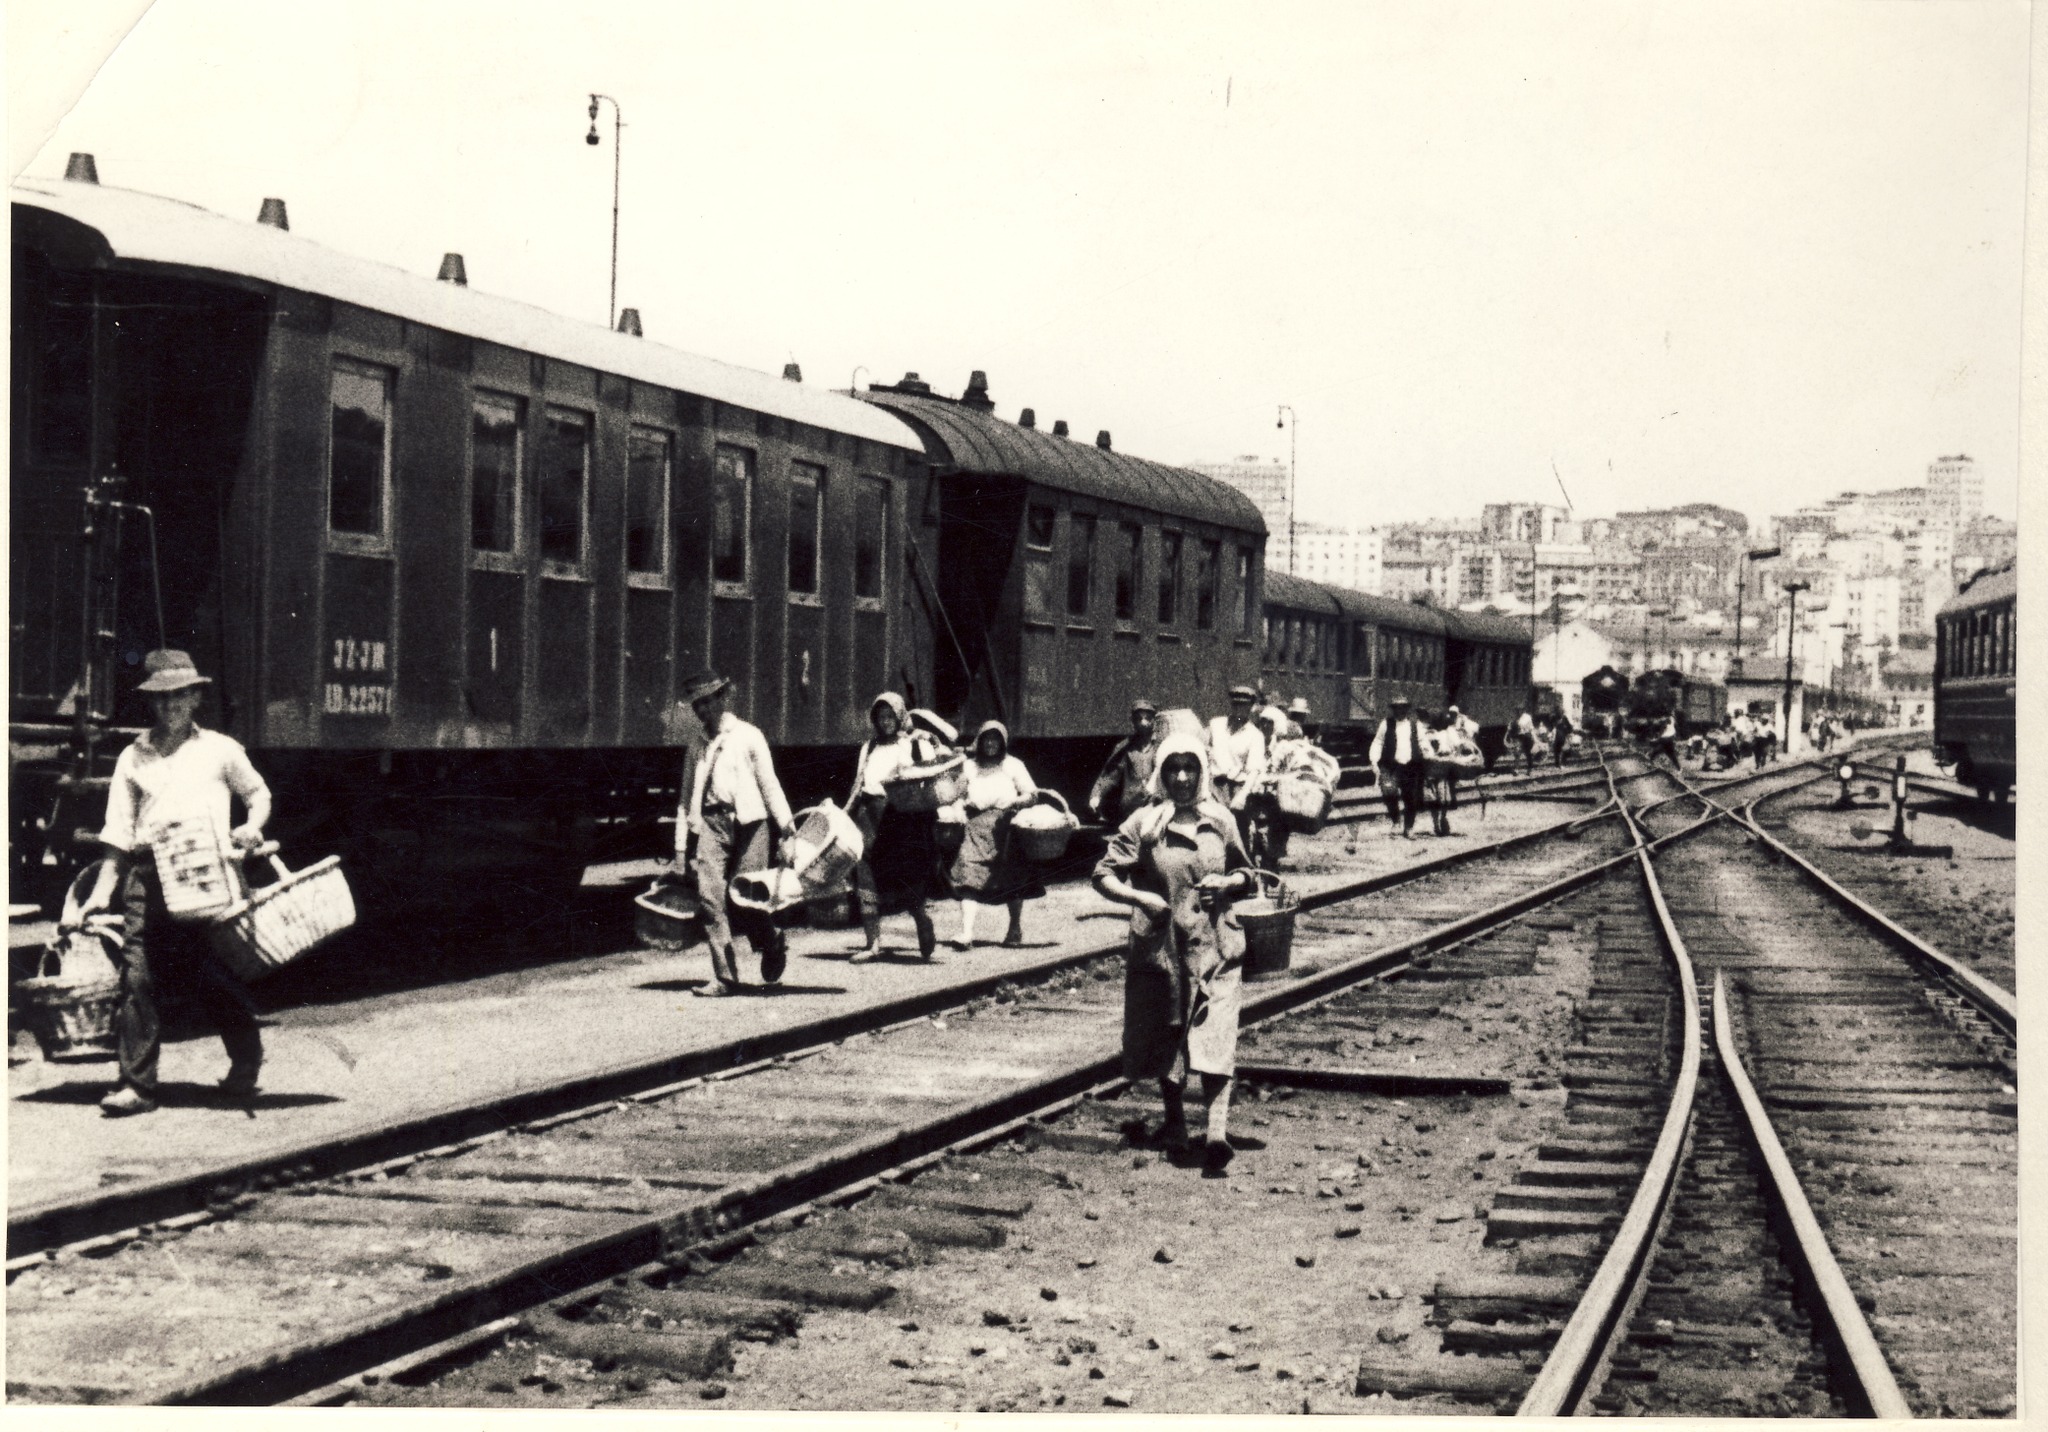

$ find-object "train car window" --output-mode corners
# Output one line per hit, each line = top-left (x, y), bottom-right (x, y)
(787, 462), (825, 598)
(1196, 539), (1220, 630)
(712, 444), (754, 593)
(1157, 531), (1182, 625)
(853, 477), (887, 603)
(1068, 514), (1097, 618)
(539, 407), (590, 572)
(470, 391), (524, 558)
(1263, 613), (1275, 662)
(1116, 522), (1142, 623)
(1354, 624), (1371, 678)
(1025, 505), (1058, 618)
(31, 269), (92, 463)
(1238, 548), (1256, 637)
(626, 426), (673, 584)
(1998, 608), (2013, 677)
(329, 359), (393, 548)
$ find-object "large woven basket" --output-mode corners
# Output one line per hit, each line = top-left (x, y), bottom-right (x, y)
(211, 852), (355, 981)
(884, 755), (968, 814)
(1011, 790), (1079, 862)
(18, 863), (123, 1061)
(633, 874), (703, 949)
(786, 804), (863, 894)
(1274, 775), (1334, 834)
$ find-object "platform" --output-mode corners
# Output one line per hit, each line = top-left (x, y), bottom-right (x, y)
(9, 796), (1594, 1216)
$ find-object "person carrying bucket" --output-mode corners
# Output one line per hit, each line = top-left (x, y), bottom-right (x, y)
(1092, 733), (1256, 1176)
(679, 667), (795, 996)
(75, 650), (271, 1116)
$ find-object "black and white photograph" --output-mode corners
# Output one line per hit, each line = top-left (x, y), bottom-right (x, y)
(5, 0), (2030, 1418)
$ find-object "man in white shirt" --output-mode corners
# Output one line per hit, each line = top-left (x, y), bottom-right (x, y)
(82, 650), (270, 1115)
(1369, 697), (1428, 838)
(1205, 685), (1268, 842)
(679, 668), (795, 995)
(1511, 708), (1537, 775)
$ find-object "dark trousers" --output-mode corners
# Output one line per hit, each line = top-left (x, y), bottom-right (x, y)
(691, 808), (782, 983)
(116, 856), (262, 1096)
(1381, 760), (1425, 833)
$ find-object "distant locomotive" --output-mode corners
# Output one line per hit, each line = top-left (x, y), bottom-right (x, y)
(10, 162), (1531, 918)
(1933, 560), (2015, 801)
(1624, 667), (1726, 739)
(1580, 665), (1628, 738)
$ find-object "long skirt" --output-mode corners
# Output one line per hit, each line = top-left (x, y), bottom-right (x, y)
(1123, 953), (1242, 1082)
(851, 794), (940, 912)
(948, 809), (1047, 905)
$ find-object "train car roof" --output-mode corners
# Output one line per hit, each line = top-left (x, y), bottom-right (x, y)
(1939, 560), (2015, 616)
(1320, 582), (1451, 636)
(1440, 607), (1534, 644)
(857, 385), (1265, 534)
(11, 176), (921, 452)
(1261, 570), (1342, 614)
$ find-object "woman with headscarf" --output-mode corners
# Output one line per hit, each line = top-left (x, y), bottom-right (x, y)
(1092, 733), (1256, 1175)
(845, 692), (942, 962)
(946, 721), (1046, 949)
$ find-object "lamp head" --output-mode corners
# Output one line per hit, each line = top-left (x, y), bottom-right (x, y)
(586, 125), (600, 145)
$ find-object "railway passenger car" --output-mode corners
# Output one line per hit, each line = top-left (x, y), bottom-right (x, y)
(1257, 575), (1531, 763)
(1934, 560), (2015, 799)
(10, 164), (934, 903)
(1625, 668), (1725, 738)
(856, 373), (1263, 797)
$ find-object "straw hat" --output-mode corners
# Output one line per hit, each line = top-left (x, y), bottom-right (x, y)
(680, 668), (732, 705)
(135, 650), (212, 693)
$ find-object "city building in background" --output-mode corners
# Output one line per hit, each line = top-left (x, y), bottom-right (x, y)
(1187, 455), (1292, 571)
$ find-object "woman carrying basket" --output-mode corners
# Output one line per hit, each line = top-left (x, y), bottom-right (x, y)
(846, 692), (943, 963)
(1092, 733), (1256, 1176)
(77, 651), (270, 1117)
(946, 721), (1046, 950)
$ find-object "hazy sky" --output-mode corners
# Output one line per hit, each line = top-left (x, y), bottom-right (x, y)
(15, 0), (2028, 528)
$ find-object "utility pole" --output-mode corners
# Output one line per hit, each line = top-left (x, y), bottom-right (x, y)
(1780, 579), (1809, 754)
(585, 94), (624, 329)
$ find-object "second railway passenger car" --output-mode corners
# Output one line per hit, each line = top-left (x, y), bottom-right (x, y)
(1934, 560), (2015, 800)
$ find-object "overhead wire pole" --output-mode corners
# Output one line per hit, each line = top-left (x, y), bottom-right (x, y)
(1275, 406), (1297, 575)
(586, 94), (623, 329)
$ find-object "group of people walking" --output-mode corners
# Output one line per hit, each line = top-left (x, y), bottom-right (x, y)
(1369, 700), (1487, 838)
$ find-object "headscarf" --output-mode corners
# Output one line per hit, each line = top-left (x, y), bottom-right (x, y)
(971, 719), (1009, 766)
(1148, 732), (1214, 805)
(868, 691), (908, 739)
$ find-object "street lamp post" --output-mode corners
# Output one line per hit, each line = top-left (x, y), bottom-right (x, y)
(585, 94), (624, 329)
(1780, 580), (1809, 753)
(1733, 545), (1780, 678)
(1527, 542), (1541, 713)
(1275, 406), (1297, 575)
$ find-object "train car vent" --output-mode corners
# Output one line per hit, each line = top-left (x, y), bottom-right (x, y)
(961, 370), (995, 412)
(1052, 420), (1069, 438)
(257, 197), (289, 230)
(782, 362), (803, 382)
(64, 153), (99, 184)
(437, 253), (468, 285)
(1019, 408), (1036, 429)
(616, 308), (643, 336)
(895, 371), (932, 394)
(1096, 430), (1112, 450)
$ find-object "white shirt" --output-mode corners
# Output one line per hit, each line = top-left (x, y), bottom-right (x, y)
(964, 755), (1036, 811)
(1513, 712), (1535, 737)
(686, 713), (793, 835)
(1205, 716), (1267, 788)
(99, 727), (269, 854)
(1370, 717), (1423, 767)
(851, 731), (946, 799)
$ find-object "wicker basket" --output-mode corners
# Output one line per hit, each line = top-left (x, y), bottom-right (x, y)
(150, 815), (246, 921)
(17, 863), (123, 1061)
(210, 851), (355, 981)
(884, 755), (968, 814)
(633, 874), (703, 949)
(1236, 869), (1298, 983)
(786, 804), (864, 894)
(1011, 790), (1079, 862)
(1274, 776), (1335, 835)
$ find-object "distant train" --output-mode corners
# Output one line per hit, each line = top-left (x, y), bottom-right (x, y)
(1619, 667), (1726, 740)
(1259, 572), (1531, 764)
(1580, 665), (1629, 738)
(1933, 560), (2015, 801)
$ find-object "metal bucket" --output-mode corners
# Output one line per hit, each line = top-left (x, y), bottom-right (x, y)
(1237, 868), (1297, 983)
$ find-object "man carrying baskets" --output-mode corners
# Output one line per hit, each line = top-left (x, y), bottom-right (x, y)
(77, 651), (270, 1116)
(678, 668), (796, 996)
(1369, 697), (1428, 839)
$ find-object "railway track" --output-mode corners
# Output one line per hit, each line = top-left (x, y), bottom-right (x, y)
(13, 747), (1979, 1411)
(1501, 757), (2015, 1418)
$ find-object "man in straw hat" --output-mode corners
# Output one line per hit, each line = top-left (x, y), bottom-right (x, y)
(678, 669), (795, 995)
(78, 650), (271, 1115)
(1368, 696), (1427, 839)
